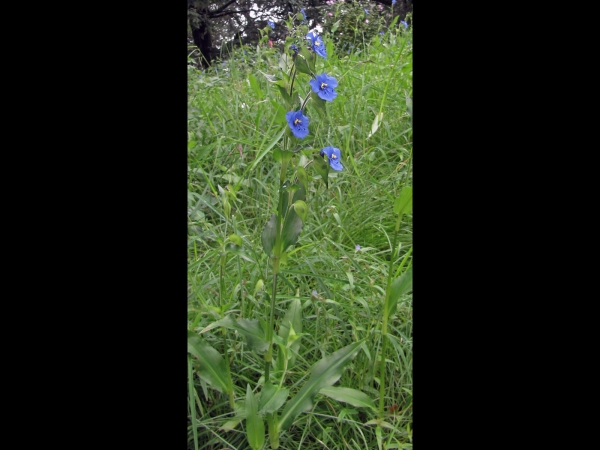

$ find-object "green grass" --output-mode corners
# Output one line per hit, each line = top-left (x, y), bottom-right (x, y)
(188, 24), (412, 450)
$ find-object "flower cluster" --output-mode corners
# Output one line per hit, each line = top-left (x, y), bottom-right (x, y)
(284, 29), (344, 172)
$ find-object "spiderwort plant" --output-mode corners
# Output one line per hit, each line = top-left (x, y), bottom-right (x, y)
(228, 12), (369, 450)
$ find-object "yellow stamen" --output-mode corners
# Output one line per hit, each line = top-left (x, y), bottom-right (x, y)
(320, 82), (328, 89)
(315, 41), (320, 46)
(294, 118), (301, 125)
(331, 154), (336, 159)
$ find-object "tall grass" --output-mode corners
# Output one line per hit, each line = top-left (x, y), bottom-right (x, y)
(188, 21), (412, 450)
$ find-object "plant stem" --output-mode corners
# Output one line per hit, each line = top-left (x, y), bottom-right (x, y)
(264, 154), (288, 381)
(378, 213), (402, 417)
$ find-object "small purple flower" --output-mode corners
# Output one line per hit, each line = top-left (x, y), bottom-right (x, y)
(319, 146), (343, 171)
(290, 44), (299, 54)
(355, 244), (361, 251)
(312, 289), (318, 297)
(306, 31), (327, 58)
(268, 21), (275, 29)
(401, 20), (408, 29)
(286, 110), (309, 139)
(301, 8), (307, 20)
(309, 73), (338, 102)
(364, 8), (369, 14)
(392, 0), (397, 4)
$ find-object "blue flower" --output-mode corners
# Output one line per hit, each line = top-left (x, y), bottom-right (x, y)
(355, 244), (361, 251)
(401, 20), (408, 29)
(286, 110), (309, 139)
(306, 31), (327, 58)
(309, 73), (338, 102)
(364, 8), (369, 14)
(290, 44), (299, 54)
(392, 0), (397, 4)
(301, 8), (307, 20)
(319, 146), (343, 171)
(268, 21), (275, 29)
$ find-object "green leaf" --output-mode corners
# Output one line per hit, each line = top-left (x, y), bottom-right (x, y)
(318, 386), (377, 411)
(188, 354), (199, 450)
(187, 331), (232, 395)
(295, 47), (315, 76)
(331, 20), (341, 33)
(278, 298), (303, 365)
(233, 319), (269, 353)
(270, 99), (289, 124)
(292, 185), (306, 203)
(249, 125), (287, 172)
(312, 153), (329, 189)
(310, 91), (328, 118)
(188, 140), (197, 150)
(326, 40), (334, 60)
(387, 266), (413, 317)
(296, 166), (308, 192)
(292, 200), (308, 222)
(281, 206), (303, 252)
(245, 384), (265, 450)
(277, 85), (293, 109)
(258, 382), (289, 414)
(393, 187), (413, 215)
(257, 70), (280, 83)
(277, 340), (365, 432)
(198, 315), (237, 334)
(261, 213), (277, 257)
(248, 73), (263, 99)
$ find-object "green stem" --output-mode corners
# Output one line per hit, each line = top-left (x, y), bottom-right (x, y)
(264, 154), (288, 381)
(378, 213), (402, 417)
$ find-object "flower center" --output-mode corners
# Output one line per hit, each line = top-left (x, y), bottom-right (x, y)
(294, 118), (302, 125)
(315, 41), (320, 46)
(320, 82), (328, 89)
(331, 154), (336, 159)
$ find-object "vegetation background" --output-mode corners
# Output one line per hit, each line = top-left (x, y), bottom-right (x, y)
(188, 1), (412, 449)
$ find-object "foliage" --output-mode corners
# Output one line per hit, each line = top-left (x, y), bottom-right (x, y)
(188, 9), (412, 449)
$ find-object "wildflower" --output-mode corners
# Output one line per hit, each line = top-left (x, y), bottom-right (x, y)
(319, 146), (343, 171)
(364, 8), (369, 14)
(301, 8), (306, 20)
(328, 12), (333, 16)
(311, 290), (318, 297)
(392, 0), (396, 4)
(290, 44), (299, 54)
(286, 110), (309, 139)
(378, 4), (383, 10)
(269, 40), (273, 48)
(309, 73), (338, 102)
(401, 20), (408, 29)
(365, 19), (369, 23)
(306, 31), (327, 58)
(268, 21), (275, 29)
(355, 244), (361, 251)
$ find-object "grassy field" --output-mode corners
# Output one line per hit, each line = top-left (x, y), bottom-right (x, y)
(188, 20), (412, 450)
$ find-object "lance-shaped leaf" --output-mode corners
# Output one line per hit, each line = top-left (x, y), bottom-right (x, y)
(281, 205), (303, 252)
(294, 47), (315, 76)
(292, 200), (308, 222)
(393, 186), (413, 216)
(277, 340), (365, 432)
(187, 330), (232, 395)
(248, 73), (263, 99)
(292, 185), (306, 203)
(233, 318), (269, 353)
(318, 386), (377, 411)
(278, 298), (303, 366)
(258, 382), (289, 415)
(296, 166), (308, 192)
(387, 265), (413, 317)
(310, 91), (328, 118)
(261, 213), (277, 257)
(312, 152), (329, 189)
(245, 384), (265, 450)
